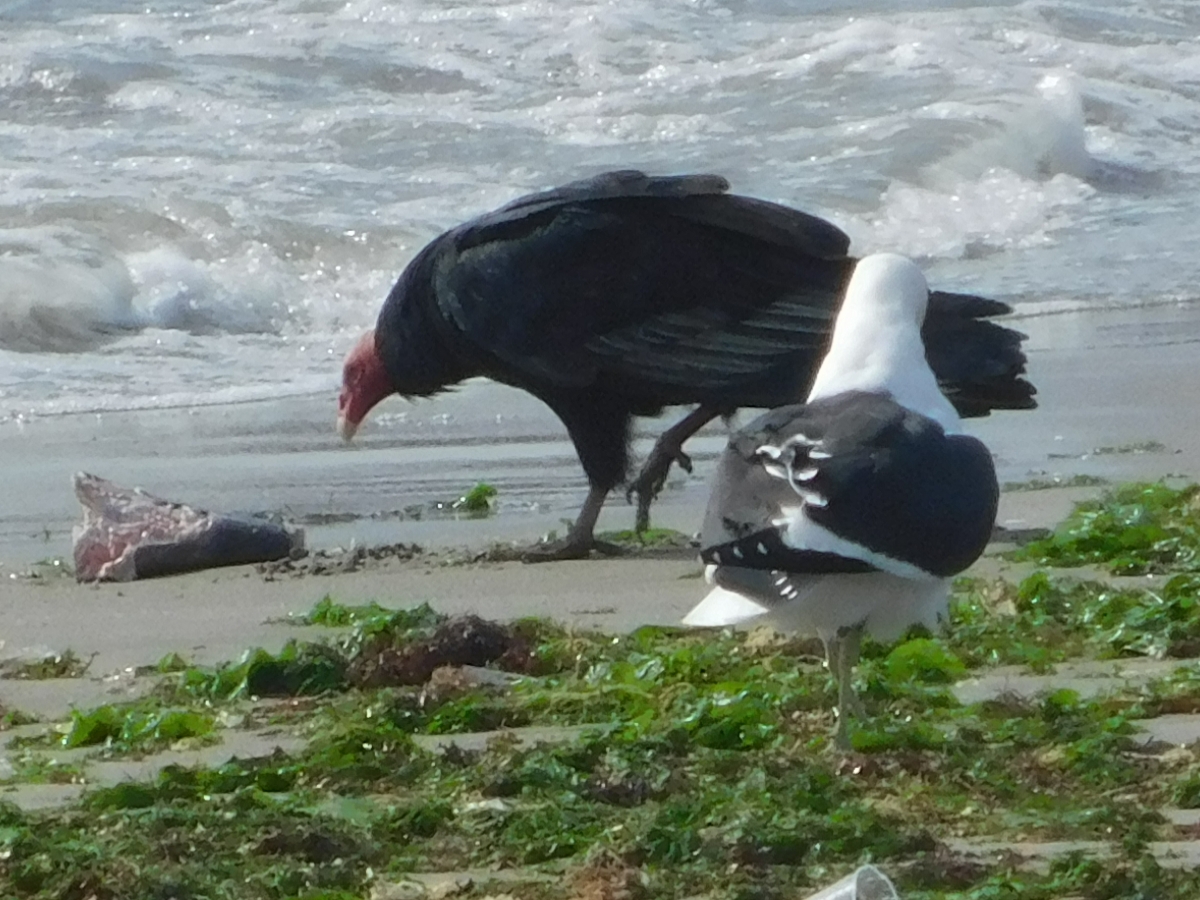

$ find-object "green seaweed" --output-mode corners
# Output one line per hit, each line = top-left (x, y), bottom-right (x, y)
(301, 595), (396, 628)
(453, 482), (498, 516)
(0, 650), (92, 681)
(595, 526), (694, 549)
(1013, 481), (1200, 574)
(1001, 473), (1109, 492)
(945, 570), (1200, 668)
(61, 705), (216, 751)
(171, 641), (349, 702)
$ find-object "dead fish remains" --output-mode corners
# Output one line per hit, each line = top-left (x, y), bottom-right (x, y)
(71, 472), (304, 582)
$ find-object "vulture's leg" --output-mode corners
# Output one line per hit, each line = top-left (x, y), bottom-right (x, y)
(522, 485), (624, 562)
(825, 624), (866, 750)
(524, 392), (630, 562)
(627, 405), (720, 533)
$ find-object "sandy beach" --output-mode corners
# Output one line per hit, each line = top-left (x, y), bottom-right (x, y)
(7, 2), (1200, 892)
(4, 302), (1200, 546)
(3, 300), (1200, 894)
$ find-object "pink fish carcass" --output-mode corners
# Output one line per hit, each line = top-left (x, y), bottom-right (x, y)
(72, 472), (304, 582)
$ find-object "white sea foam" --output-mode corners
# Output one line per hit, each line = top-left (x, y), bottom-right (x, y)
(933, 74), (1096, 183)
(851, 170), (1096, 260)
(0, 229), (299, 351)
(125, 246), (292, 336)
(0, 230), (140, 353)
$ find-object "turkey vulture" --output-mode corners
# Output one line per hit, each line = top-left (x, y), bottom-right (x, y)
(683, 253), (999, 747)
(338, 171), (1032, 560)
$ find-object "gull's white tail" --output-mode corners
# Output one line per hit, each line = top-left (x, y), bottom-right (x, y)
(681, 584), (768, 627)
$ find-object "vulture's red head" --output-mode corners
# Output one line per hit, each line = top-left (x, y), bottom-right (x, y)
(337, 329), (395, 441)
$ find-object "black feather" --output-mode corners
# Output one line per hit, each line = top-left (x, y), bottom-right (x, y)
(373, 170), (1035, 495)
(701, 392), (1000, 578)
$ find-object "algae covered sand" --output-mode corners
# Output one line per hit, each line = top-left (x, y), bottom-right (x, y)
(7, 484), (1200, 898)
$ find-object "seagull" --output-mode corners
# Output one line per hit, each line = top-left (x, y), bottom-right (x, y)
(682, 253), (1000, 748)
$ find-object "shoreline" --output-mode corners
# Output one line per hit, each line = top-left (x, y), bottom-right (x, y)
(5, 302), (1200, 572)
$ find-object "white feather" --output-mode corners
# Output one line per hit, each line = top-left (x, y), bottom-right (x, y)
(682, 585), (770, 627)
(806, 253), (962, 433)
(762, 461), (788, 480)
(682, 568), (949, 642)
(771, 503), (940, 580)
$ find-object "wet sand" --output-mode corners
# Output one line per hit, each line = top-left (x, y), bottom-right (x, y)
(1, 554), (706, 715)
(5, 301), (1200, 570)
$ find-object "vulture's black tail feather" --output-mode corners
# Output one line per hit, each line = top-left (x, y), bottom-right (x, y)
(924, 290), (1037, 417)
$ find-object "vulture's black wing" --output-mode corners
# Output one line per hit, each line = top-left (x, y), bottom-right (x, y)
(383, 170), (1033, 414)
(435, 171), (855, 404)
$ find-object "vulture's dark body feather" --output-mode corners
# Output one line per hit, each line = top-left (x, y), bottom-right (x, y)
(374, 170), (1033, 502)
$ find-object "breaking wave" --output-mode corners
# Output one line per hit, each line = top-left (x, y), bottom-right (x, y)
(0, 229), (296, 353)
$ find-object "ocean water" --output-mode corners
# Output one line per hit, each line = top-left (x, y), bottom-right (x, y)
(0, 0), (1198, 421)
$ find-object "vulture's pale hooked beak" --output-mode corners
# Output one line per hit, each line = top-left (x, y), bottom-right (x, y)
(336, 414), (359, 443)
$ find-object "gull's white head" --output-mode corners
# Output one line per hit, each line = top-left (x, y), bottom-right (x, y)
(807, 252), (959, 430)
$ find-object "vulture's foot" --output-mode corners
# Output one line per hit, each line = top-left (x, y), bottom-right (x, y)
(627, 443), (693, 533)
(523, 486), (622, 562)
(522, 535), (625, 563)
